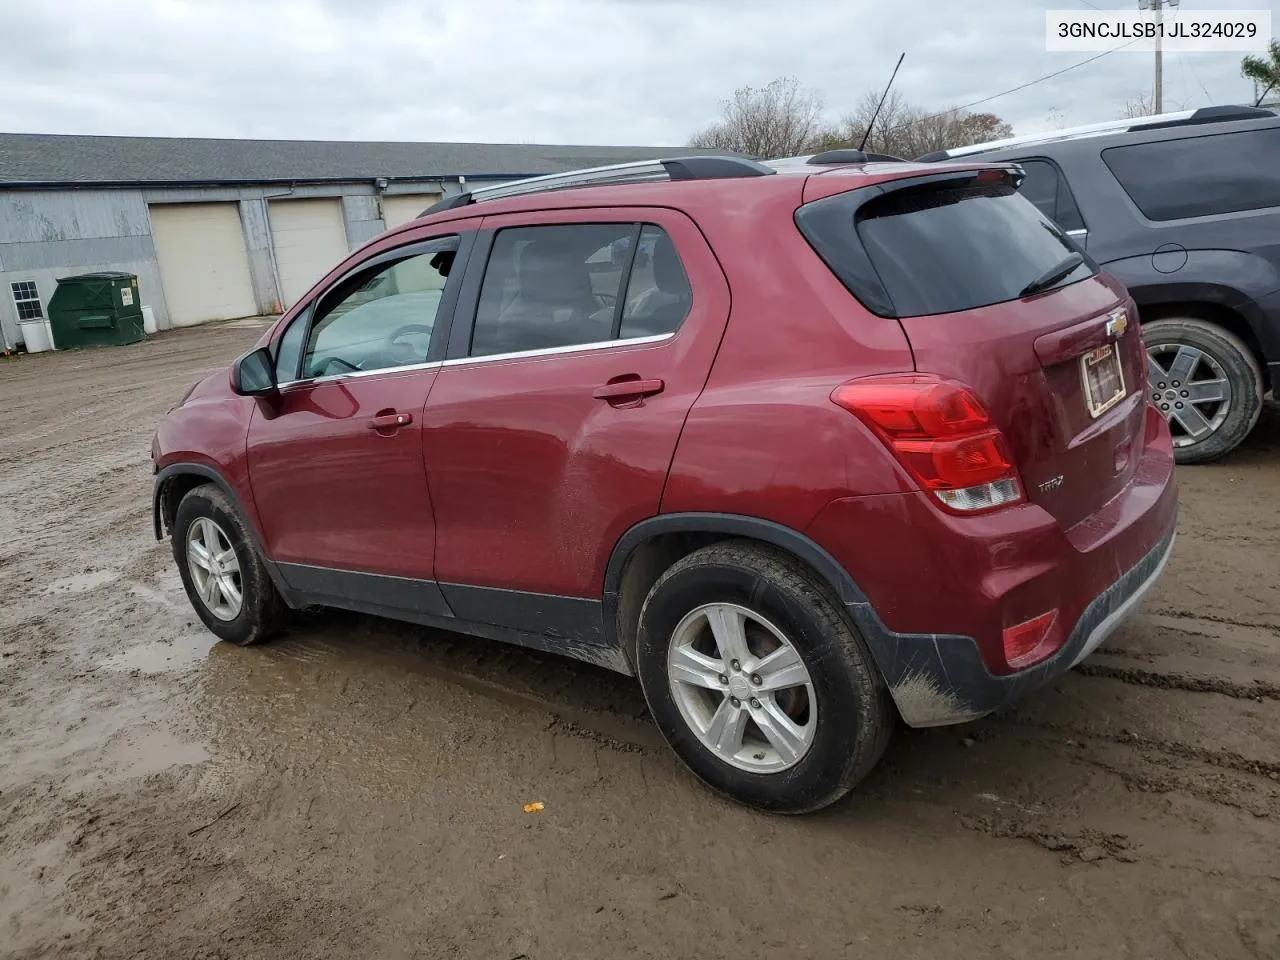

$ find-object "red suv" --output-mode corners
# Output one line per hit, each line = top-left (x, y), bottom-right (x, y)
(152, 152), (1178, 813)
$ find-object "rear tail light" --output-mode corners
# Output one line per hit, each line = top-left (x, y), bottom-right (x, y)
(1002, 610), (1060, 669)
(831, 375), (1024, 514)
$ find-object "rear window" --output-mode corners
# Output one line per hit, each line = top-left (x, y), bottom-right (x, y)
(1101, 127), (1280, 221)
(855, 182), (1093, 317)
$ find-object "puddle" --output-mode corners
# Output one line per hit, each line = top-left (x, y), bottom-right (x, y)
(103, 631), (220, 674)
(127, 581), (189, 613)
(44, 571), (119, 596)
(101, 726), (209, 780)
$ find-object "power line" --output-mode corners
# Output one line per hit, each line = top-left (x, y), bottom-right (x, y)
(875, 38), (1144, 137)
(1181, 49), (1216, 104)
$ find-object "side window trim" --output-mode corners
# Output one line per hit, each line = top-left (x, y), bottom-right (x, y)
(445, 218), (692, 362)
(445, 227), (495, 362)
(277, 231), (475, 387)
(609, 224), (644, 339)
(272, 304), (311, 383)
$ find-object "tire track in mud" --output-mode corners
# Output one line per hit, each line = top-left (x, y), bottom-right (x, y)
(1000, 711), (1280, 781)
(1075, 662), (1280, 702)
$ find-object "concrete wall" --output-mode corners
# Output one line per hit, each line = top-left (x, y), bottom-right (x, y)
(0, 190), (164, 348)
(0, 176), (491, 350)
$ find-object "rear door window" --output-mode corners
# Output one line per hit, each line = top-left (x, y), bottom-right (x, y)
(854, 181), (1094, 317)
(469, 223), (691, 357)
(620, 225), (693, 338)
(1102, 127), (1280, 220)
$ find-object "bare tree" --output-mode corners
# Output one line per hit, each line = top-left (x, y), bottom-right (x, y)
(688, 77), (825, 158)
(1118, 92), (1157, 119)
(813, 91), (1013, 159)
(1118, 90), (1188, 119)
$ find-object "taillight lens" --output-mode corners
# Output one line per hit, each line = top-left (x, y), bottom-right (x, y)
(832, 375), (1024, 514)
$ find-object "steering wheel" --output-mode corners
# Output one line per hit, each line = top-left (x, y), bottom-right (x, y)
(388, 323), (434, 346)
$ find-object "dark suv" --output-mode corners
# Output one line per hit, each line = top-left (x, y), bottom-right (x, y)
(152, 154), (1177, 813)
(922, 105), (1280, 463)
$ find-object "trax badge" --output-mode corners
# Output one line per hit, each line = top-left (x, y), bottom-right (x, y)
(1039, 475), (1065, 493)
(1105, 309), (1128, 339)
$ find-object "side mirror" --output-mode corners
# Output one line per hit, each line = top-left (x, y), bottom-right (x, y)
(230, 347), (277, 397)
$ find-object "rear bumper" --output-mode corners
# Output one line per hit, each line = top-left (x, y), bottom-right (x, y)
(806, 403), (1178, 727)
(849, 517), (1174, 726)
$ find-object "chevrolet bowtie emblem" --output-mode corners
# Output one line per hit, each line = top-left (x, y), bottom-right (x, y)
(1105, 309), (1128, 339)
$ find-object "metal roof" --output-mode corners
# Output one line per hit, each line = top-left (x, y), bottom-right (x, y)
(0, 133), (707, 188)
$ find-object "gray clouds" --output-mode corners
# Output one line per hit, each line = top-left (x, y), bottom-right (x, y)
(0, 0), (1272, 144)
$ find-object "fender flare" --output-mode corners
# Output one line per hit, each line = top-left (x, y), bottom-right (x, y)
(153, 462), (295, 601)
(152, 463), (261, 547)
(602, 512), (870, 642)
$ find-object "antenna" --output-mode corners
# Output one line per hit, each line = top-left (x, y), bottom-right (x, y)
(860, 52), (906, 152)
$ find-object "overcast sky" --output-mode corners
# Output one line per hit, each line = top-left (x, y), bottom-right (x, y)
(0, 0), (1274, 145)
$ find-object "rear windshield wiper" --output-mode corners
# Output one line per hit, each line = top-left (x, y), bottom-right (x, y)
(1019, 253), (1085, 298)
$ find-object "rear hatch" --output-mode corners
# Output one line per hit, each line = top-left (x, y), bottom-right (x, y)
(800, 168), (1147, 530)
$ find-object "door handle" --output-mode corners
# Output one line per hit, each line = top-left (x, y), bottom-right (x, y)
(368, 412), (412, 430)
(593, 378), (665, 400)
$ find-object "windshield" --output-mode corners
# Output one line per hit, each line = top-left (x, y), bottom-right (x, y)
(856, 181), (1094, 317)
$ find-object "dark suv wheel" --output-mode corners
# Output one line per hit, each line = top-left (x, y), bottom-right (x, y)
(1144, 318), (1263, 464)
(172, 483), (288, 645)
(634, 542), (893, 814)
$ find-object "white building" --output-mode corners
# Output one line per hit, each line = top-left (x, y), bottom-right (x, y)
(0, 134), (697, 348)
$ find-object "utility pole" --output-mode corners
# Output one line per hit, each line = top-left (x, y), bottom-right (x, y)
(1139, 0), (1180, 114)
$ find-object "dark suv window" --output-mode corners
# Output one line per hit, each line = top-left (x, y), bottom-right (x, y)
(1016, 159), (1086, 233)
(1102, 128), (1280, 221)
(852, 181), (1094, 317)
(470, 223), (690, 357)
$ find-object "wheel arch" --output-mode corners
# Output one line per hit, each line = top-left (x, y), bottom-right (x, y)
(603, 513), (868, 670)
(155, 462), (296, 603)
(1127, 285), (1272, 392)
(154, 463), (261, 547)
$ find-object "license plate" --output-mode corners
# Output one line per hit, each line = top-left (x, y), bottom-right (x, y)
(1080, 342), (1126, 418)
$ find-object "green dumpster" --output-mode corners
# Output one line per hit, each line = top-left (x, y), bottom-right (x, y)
(47, 272), (145, 349)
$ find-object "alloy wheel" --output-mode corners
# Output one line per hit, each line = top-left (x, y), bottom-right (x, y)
(666, 602), (817, 773)
(186, 517), (243, 621)
(1146, 343), (1231, 448)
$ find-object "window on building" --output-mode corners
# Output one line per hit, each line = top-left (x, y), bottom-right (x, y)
(1102, 128), (1280, 221)
(11, 281), (43, 321)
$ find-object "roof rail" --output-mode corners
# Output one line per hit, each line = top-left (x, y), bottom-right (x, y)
(418, 155), (773, 217)
(917, 104), (1274, 162)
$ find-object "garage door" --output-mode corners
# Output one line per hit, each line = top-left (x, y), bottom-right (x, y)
(269, 199), (350, 307)
(382, 194), (441, 230)
(149, 203), (256, 326)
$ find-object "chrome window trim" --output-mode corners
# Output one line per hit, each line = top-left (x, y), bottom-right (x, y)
(277, 359), (444, 391)
(440, 332), (675, 367)
(275, 332), (675, 389)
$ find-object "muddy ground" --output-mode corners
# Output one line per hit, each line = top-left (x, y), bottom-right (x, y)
(1, 320), (1278, 960)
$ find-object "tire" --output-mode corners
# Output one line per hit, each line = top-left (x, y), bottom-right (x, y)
(1143, 318), (1263, 464)
(172, 483), (287, 646)
(634, 541), (893, 814)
